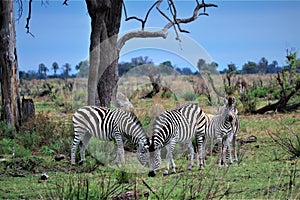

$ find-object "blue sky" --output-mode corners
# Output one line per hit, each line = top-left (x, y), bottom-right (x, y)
(15, 0), (300, 74)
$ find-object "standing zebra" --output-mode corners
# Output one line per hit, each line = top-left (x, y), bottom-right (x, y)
(71, 106), (149, 166)
(148, 104), (208, 177)
(222, 106), (239, 166)
(204, 96), (239, 167)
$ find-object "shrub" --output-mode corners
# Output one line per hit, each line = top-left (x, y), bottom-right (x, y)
(267, 119), (300, 159)
(181, 91), (197, 101)
(0, 138), (31, 157)
(0, 120), (15, 139)
(268, 129), (300, 159)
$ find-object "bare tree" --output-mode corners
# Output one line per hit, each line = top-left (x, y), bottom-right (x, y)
(24, 0), (217, 107)
(87, 0), (217, 106)
(0, 0), (21, 131)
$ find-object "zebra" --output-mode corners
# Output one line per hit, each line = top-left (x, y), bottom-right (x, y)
(222, 106), (239, 166)
(148, 104), (208, 177)
(204, 96), (239, 167)
(71, 106), (149, 166)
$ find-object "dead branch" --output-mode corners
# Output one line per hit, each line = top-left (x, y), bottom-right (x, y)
(63, 0), (69, 6)
(205, 72), (226, 98)
(118, 0), (217, 51)
(123, 1), (158, 30)
(25, 0), (34, 37)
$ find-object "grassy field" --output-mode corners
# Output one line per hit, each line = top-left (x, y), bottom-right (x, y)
(1, 76), (300, 199)
(0, 107), (299, 199)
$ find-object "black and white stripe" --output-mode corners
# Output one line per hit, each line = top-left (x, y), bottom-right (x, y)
(71, 106), (149, 166)
(148, 104), (208, 177)
(205, 97), (239, 166)
(222, 107), (239, 165)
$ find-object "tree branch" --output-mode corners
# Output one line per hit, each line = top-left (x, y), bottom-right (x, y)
(117, 30), (167, 51)
(123, 1), (158, 30)
(63, 0), (69, 6)
(25, 0), (34, 37)
(118, 0), (217, 51)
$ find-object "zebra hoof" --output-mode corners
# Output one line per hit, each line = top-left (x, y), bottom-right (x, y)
(171, 171), (176, 174)
(163, 173), (169, 176)
(148, 171), (156, 177)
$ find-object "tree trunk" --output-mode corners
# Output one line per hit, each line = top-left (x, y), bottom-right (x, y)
(86, 0), (123, 106)
(0, 1), (21, 131)
(21, 98), (35, 123)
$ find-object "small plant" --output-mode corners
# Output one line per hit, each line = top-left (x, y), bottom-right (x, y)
(41, 145), (55, 156)
(0, 138), (31, 158)
(0, 120), (16, 139)
(267, 124), (300, 159)
(46, 172), (129, 199)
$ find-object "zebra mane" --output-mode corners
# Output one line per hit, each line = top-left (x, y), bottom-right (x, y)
(127, 110), (143, 127)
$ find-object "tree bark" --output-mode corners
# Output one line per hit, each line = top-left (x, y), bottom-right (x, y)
(0, 1), (21, 131)
(86, 0), (123, 106)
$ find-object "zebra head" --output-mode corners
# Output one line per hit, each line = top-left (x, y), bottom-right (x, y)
(148, 139), (162, 177)
(137, 138), (150, 167)
(223, 105), (238, 129)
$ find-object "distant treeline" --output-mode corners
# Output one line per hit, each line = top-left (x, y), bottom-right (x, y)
(19, 56), (299, 80)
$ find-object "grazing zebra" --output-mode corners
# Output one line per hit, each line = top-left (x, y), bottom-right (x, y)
(204, 96), (239, 167)
(148, 104), (208, 177)
(71, 106), (149, 166)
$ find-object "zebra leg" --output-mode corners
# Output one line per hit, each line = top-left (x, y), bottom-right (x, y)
(197, 135), (206, 169)
(71, 133), (84, 165)
(187, 141), (194, 170)
(164, 142), (176, 176)
(222, 144), (229, 167)
(217, 138), (223, 167)
(115, 134), (125, 167)
(233, 134), (238, 162)
(222, 135), (233, 166)
(78, 133), (92, 165)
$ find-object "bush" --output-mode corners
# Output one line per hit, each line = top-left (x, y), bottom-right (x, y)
(267, 119), (300, 159)
(181, 91), (197, 101)
(0, 138), (31, 157)
(0, 120), (15, 139)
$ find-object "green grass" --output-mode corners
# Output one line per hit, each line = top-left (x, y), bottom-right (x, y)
(0, 107), (300, 199)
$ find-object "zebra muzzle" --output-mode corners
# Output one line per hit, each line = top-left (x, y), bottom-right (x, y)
(148, 171), (156, 177)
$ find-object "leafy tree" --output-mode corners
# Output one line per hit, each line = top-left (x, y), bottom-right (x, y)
(266, 60), (280, 73)
(160, 61), (173, 68)
(197, 59), (218, 74)
(181, 67), (193, 75)
(38, 63), (48, 79)
(242, 61), (257, 74)
(197, 58), (207, 72)
(118, 62), (133, 77)
(62, 63), (71, 79)
(131, 56), (153, 67)
(75, 60), (89, 78)
(52, 62), (59, 76)
(258, 57), (268, 73)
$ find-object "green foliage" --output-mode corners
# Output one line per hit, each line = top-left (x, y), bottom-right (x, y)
(115, 170), (134, 184)
(40, 146), (55, 156)
(268, 122), (300, 159)
(0, 138), (31, 158)
(181, 91), (197, 101)
(0, 120), (15, 139)
(46, 172), (127, 200)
